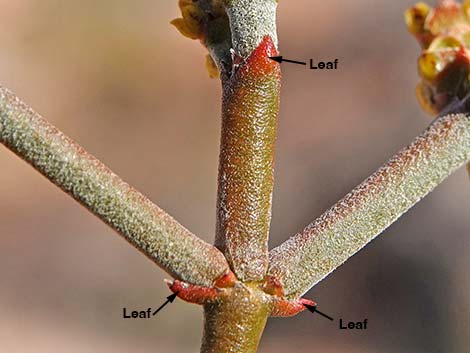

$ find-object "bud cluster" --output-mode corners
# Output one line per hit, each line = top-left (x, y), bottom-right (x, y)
(406, 0), (470, 113)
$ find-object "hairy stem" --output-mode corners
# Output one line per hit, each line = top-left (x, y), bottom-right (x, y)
(0, 86), (229, 287)
(223, 0), (278, 59)
(269, 109), (470, 299)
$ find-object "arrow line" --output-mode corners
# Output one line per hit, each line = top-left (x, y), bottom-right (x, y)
(269, 56), (306, 65)
(313, 308), (334, 321)
(153, 293), (178, 316)
(303, 303), (334, 321)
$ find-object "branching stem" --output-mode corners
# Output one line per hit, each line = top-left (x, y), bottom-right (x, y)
(2, 1), (470, 352)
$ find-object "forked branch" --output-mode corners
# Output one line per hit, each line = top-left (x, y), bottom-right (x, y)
(3, 1), (470, 352)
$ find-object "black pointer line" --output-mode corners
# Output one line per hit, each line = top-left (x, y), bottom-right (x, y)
(269, 56), (307, 65)
(153, 293), (178, 316)
(314, 308), (334, 321)
(303, 304), (334, 321)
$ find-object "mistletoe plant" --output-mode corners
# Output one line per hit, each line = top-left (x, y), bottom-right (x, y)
(1, 0), (470, 352)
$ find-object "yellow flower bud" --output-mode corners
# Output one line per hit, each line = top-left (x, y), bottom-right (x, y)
(462, 0), (470, 21)
(428, 35), (462, 51)
(181, 3), (204, 36)
(405, 2), (431, 34)
(418, 52), (443, 81)
(171, 18), (200, 40)
(171, 1), (205, 40)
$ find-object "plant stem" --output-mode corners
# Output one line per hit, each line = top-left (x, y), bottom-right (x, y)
(201, 283), (270, 353)
(215, 36), (281, 281)
(269, 110), (470, 299)
(0, 86), (229, 287)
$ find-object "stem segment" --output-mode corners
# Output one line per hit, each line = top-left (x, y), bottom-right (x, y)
(215, 36), (281, 281)
(201, 284), (270, 353)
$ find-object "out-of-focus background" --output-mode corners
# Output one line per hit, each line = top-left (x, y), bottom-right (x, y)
(0, 1), (468, 352)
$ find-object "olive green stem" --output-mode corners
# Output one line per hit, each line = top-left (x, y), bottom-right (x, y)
(201, 284), (271, 353)
(215, 67), (280, 282)
(269, 111), (470, 299)
(0, 86), (230, 287)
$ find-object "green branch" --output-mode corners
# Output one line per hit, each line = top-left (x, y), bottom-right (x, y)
(269, 111), (470, 299)
(0, 86), (229, 287)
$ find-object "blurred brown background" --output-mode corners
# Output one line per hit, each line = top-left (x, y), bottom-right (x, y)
(0, 1), (468, 352)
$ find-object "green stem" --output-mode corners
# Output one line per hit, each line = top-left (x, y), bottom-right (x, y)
(0, 86), (229, 287)
(201, 284), (270, 353)
(215, 36), (281, 281)
(269, 111), (470, 299)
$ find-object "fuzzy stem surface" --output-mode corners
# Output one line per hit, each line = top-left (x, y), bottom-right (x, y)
(223, 0), (278, 59)
(0, 86), (229, 287)
(269, 110), (470, 299)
